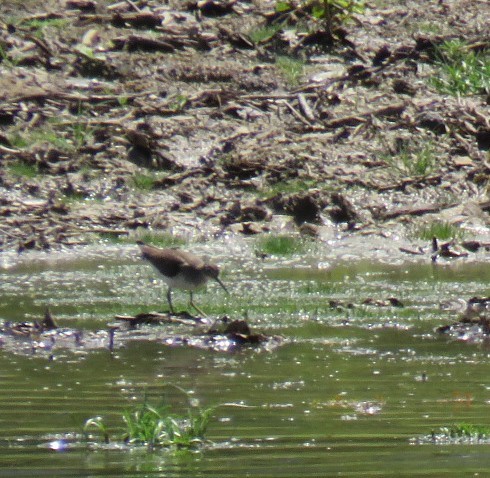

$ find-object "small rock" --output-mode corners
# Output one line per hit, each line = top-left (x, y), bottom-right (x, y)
(452, 156), (474, 168)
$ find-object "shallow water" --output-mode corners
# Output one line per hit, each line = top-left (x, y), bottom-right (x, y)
(0, 240), (489, 477)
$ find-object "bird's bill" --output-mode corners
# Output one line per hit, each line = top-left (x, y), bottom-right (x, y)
(215, 277), (229, 294)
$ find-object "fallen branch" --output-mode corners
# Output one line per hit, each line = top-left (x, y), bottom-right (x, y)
(115, 312), (204, 327)
(4, 90), (153, 105)
(322, 102), (407, 129)
(381, 201), (459, 220)
(297, 93), (316, 122)
(282, 100), (313, 127)
(124, 0), (141, 12)
(372, 174), (443, 193)
(0, 145), (21, 154)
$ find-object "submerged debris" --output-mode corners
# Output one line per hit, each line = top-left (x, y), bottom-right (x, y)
(42, 307), (58, 330)
(3, 307), (58, 337)
(361, 297), (404, 307)
(329, 297), (404, 310)
(115, 313), (280, 352)
(400, 237), (488, 261)
(431, 237), (469, 262)
(437, 297), (490, 343)
(414, 423), (490, 445)
(0, 310), (280, 358)
(206, 317), (271, 346)
(115, 311), (205, 327)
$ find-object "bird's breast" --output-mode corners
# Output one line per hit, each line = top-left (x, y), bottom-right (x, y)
(153, 265), (209, 291)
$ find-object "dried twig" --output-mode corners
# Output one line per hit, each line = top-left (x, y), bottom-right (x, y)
(124, 0), (141, 12)
(297, 93), (316, 122)
(323, 102), (407, 129)
(282, 100), (312, 127)
(0, 145), (21, 154)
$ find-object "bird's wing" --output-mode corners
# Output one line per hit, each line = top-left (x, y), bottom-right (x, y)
(138, 245), (184, 277)
(138, 243), (206, 276)
(171, 249), (206, 268)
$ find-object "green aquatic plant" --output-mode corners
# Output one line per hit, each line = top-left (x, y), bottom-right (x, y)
(430, 40), (490, 96)
(33, 128), (71, 150)
(83, 416), (110, 444)
(60, 191), (87, 203)
(299, 281), (339, 295)
(47, 106), (97, 149)
(99, 230), (186, 247)
(443, 423), (490, 439)
(84, 393), (214, 449)
(420, 423), (490, 444)
(122, 400), (213, 448)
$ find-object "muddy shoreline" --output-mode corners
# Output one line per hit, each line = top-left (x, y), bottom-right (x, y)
(0, 0), (488, 255)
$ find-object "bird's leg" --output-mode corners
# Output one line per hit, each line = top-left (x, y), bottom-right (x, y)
(166, 287), (175, 315)
(189, 291), (207, 317)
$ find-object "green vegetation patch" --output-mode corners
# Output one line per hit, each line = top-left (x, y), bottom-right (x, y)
(430, 40), (490, 96)
(275, 0), (365, 27)
(248, 0), (365, 62)
(59, 192), (89, 204)
(134, 231), (187, 249)
(122, 401), (213, 448)
(445, 423), (490, 439)
(0, 43), (20, 68)
(168, 94), (189, 112)
(23, 17), (70, 40)
(256, 234), (307, 256)
(131, 173), (157, 191)
(259, 179), (320, 198)
(131, 169), (173, 191)
(8, 120), (97, 152)
(84, 393), (214, 449)
(305, 0), (365, 27)
(276, 55), (305, 86)
(7, 160), (39, 178)
(415, 221), (464, 241)
(382, 142), (436, 178)
(248, 23), (284, 44)
(417, 423), (490, 445)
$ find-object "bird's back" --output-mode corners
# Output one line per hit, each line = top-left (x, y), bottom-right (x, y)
(137, 242), (210, 290)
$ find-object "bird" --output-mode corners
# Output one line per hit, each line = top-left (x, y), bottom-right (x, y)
(136, 241), (228, 316)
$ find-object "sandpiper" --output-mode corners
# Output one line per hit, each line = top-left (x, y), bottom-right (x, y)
(136, 241), (228, 316)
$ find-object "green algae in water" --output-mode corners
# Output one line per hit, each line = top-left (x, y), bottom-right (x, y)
(0, 249), (489, 477)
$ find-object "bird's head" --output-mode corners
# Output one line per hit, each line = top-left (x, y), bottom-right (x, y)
(203, 264), (228, 294)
